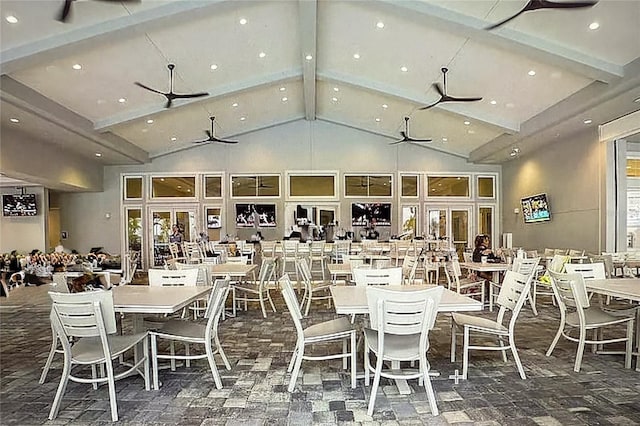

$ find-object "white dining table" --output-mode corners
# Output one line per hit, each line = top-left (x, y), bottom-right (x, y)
(331, 284), (483, 392)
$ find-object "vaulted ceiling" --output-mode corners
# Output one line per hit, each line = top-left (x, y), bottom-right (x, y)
(1, 0), (639, 167)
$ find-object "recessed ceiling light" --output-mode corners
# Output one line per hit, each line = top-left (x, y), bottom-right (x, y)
(490, 100), (497, 105)
(331, 97), (338, 102)
(97, 99), (106, 105)
(464, 120), (471, 125)
(279, 87), (286, 92)
(141, 128), (148, 133)
(353, 53), (360, 59)
(171, 137), (177, 141)
(506, 102), (515, 108)
(95, 153), (102, 157)
(146, 119), (154, 124)
(514, 148), (520, 153)
(6, 15), (18, 24)
(528, 70), (536, 76)
(468, 129), (476, 134)
(10, 118), (19, 123)
(72, 64), (82, 70)
(442, 137), (448, 142)
(210, 64), (218, 70)
(240, 116), (246, 121)
(376, 21), (384, 29)
(258, 52), (266, 58)
(239, 18), (247, 25)
(375, 118), (381, 122)
(281, 97), (288, 102)
(400, 66), (408, 72)
(382, 104), (388, 109)
(232, 102), (238, 107)
(589, 22), (600, 30)
(305, 54), (313, 61)
(118, 98), (126, 103)
(583, 119), (593, 124)
(160, 178), (165, 181)
(177, 185), (182, 189)
(333, 87), (340, 92)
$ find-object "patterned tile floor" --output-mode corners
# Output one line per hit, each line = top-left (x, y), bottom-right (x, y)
(1, 282), (639, 425)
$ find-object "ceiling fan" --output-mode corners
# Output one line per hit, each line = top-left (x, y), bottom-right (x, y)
(135, 64), (209, 109)
(486, 0), (598, 30)
(57, 0), (140, 23)
(420, 68), (482, 110)
(192, 117), (238, 145)
(389, 117), (433, 145)
(256, 177), (274, 189)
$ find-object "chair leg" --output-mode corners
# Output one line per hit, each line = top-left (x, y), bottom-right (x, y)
(367, 354), (384, 416)
(91, 365), (98, 390)
(287, 342), (299, 373)
(205, 341), (223, 389)
(185, 343), (191, 368)
(215, 334), (232, 370)
(39, 330), (59, 384)
(342, 338), (348, 370)
(267, 290), (277, 313)
(421, 357), (439, 416)
(545, 319), (564, 357)
(48, 357), (71, 420)
(104, 358), (119, 422)
(151, 334), (160, 390)
(170, 342), (176, 371)
(527, 291), (538, 316)
(625, 320), (633, 369)
(350, 332), (356, 389)
(462, 326), (470, 379)
(259, 294), (267, 318)
(288, 344), (304, 392)
(509, 337), (526, 379)
(142, 336), (150, 391)
(497, 335), (508, 363)
(574, 328), (587, 372)
(450, 320), (457, 362)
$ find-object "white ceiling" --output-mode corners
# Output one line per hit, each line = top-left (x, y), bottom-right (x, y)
(1, 0), (639, 167)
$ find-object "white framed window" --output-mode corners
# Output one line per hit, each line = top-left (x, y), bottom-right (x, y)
(344, 174), (393, 197)
(230, 174), (280, 198)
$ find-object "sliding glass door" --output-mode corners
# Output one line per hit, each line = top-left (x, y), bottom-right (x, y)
(148, 206), (197, 267)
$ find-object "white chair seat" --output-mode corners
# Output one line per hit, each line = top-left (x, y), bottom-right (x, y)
(565, 307), (635, 328)
(304, 317), (353, 340)
(155, 320), (207, 341)
(72, 333), (148, 363)
(363, 329), (422, 359)
(451, 313), (508, 333)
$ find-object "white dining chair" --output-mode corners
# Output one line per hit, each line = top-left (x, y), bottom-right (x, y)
(546, 270), (635, 372)
(451, 270), (532, 380)
(233, 258), (277, 318)
(150, 277), (231, 390)
(364, 285), (444, 416)
(39, 272), (71, 384)
(352, 267), (403, 286)
(296, 256), (332, 317)
(443, 259), (485, 303)
(280, 274), (356, 392)
(48, 290), (150, 422)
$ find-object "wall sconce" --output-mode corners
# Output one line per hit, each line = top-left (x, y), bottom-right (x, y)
(513, 208), (520, 214)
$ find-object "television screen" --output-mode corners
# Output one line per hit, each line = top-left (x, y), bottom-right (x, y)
(207, 214), (221, 229)
(351, 203), (392, 226)
(521, 193), (551, 223)
(2, 194), (37, 217)
(235, 204), (276, 228)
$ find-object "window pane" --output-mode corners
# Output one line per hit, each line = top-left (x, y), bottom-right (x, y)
(401, 175), (418, 197)
(345, 176), (368, 196)
(126, 209), (142, 252)
(232, 176), (256, 197)
(124, 177), (142, 199)
(427, 176), (469, 197)
(369, 176), (392, 197)
(290, 175), (335, 197)
(257, 176), (279, 197)
(401, 206), (417, 236)
(478, 177), (495, 198)
(479, 207), (493, 236)
(151, 177), (195, 197)
(205, 176), (222, 198)
(428, 209), (447, 239)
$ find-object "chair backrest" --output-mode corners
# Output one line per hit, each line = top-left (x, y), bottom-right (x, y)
(173, 262), (209, 286)
(511, 257), (541, 282)
(495, 270), (532, 329)
(168, 242), (182, 259)
(258, 258), (276, 285)
(564, 262), (606, 280)
(588, 254), (613, 277)
(366, 286), (443, 351)
(52, 272), (70, 293)
(353, 267), (403, 286)
(310, 241), (325, 257)
(183, 242), (204, 263)
(282, 240), (298, 258)
(547, 254), (570, 273)
(295, 257), (312, 283)
(568, 249), (585, 257)
(225, 256), (249, 265)
(204, 277), (231, 320)
(443, 259), (463, 291)
(279, 275), (305, 342)
(260, 241), (277, 258)
(401, 254), (420, 285)
(345, 255), (367, 270)
(148, 268), (199, 287)
(49, 290), (117, 337)
(548, 270), (591, 313)
(462, 252), (473, 263)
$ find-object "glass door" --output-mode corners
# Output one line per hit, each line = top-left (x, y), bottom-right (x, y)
(425, 204), (473, 259)
(148, 206), (197, 267)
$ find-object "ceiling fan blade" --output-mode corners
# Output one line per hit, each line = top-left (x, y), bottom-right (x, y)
(205, 130), (213, 139)
(407, 138), (433, 143)
(192, 139), (211, 145)
(172, 92), (209, 100)
(389, 140), (405, 145)
(213, 138), (239, 144)
(419, 101), (440, 111)
(58, 0), (74, 22)
(485, 8), (527, 29)
(134, 82), (166, 96)
(442, 95), (483, 103)
(529, 0), (598, 11)
(432, 83), (445, 98)
(400, 131), (408, 139)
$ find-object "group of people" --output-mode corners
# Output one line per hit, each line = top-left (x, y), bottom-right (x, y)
(1, 250), (79, 288)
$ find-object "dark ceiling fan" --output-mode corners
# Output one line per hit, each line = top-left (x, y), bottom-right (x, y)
(192, 116), (238, 145)
(135, 64), (209, 109)
(57, 0), (140, 23)
(256, 177), (274, 189)
(389, 117), (433, 145)
(419, 67), (482, 110)
(486, 0), (598, 30)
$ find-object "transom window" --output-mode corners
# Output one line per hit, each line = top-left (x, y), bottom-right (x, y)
(477, 176), (495, 198)
(345, 175), (392, 197)
(400, 175), (418, 197)
(231, 175), (280, 197)
(204, 175), (223, 198)
(123, 176), (142, 200)
(427, 176), (469, 197)
(289, 175), (336, 197)
(151, 176), (196, 198)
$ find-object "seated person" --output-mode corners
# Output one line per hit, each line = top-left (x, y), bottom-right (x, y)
(365, 226), (379, 240)
(472, 234), (500, 263)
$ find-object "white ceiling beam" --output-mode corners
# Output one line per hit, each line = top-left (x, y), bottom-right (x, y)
(1, 0), (234, 74)
(95, 69), (302, 131)
(318, 70), (519, 133)
(374, 0), (623, 83)
(150, 116), (305, 159)
(298, 0), (317, 121)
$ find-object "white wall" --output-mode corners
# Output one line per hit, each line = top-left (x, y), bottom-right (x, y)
(0, 186), (47, 253)
(501, 127), (604, 254)
(59, 120), (501, 255)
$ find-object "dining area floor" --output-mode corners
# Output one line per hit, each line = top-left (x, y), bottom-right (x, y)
(1, 283), (639, 425)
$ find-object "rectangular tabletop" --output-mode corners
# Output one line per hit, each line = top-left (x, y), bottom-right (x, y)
(586, 278), (640, 302)
(208, 263), (258, 278)
(113, 285), (211, 314)
(459, 262), (509, 272)
(331, 285), (483, 315)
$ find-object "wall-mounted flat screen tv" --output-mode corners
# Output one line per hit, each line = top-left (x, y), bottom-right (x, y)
(235, 204), (276, 228)
(521, 193), (551, 223)
(351, 203), (392, 226)
(2, 194), (37, 217)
